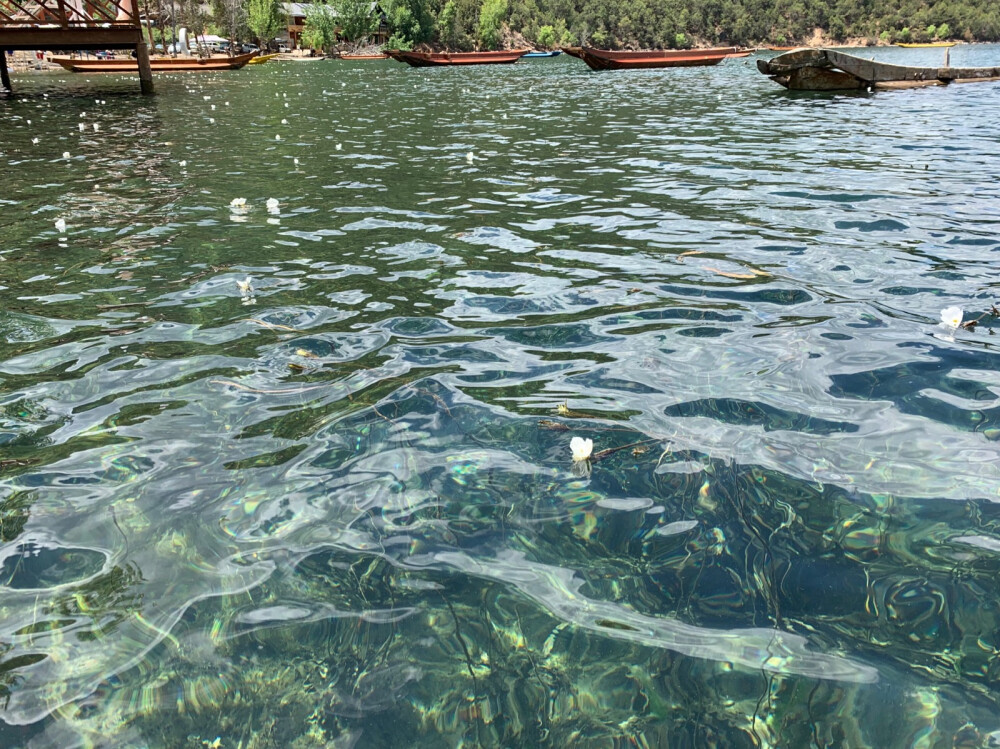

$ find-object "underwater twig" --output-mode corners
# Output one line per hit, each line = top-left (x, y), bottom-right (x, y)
(443, 594), (484, 745)
(241, 318), (306, 334)
(210, 379), (330, 395)
(96, 301), (149, 311)
(406, 385), (453, 417)
(590, 438), (658, 463)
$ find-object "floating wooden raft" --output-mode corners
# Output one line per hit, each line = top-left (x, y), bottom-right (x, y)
(757, 47), (1000, 90)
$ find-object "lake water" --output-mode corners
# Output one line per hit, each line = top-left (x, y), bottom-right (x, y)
(2, 47), (1000, 747)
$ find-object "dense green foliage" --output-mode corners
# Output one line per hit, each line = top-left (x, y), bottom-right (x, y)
(247, 0), (284, 47)
(301, 2), (338, 50)
(379, 0), (1000, 49)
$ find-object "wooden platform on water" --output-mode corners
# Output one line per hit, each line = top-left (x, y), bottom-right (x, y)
(0, 0), (153, 93)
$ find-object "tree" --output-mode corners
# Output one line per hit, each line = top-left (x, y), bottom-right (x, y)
(247, 0), (284, 49)
(438, 0), (459, 47)
(478, 0), (507, 49)
(536, 23), (555, 48)
(334, 0), (378, 44)
(302, 2), (338, 51)
(210, 0), (247, 44)
(936, 22), (950, 38)
(382, 0), (433, 49)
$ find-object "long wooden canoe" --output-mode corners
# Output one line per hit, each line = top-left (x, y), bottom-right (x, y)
(897, 42), (957, 48)
(579, 47), (736, 71)
(51, 51), (258, 72)
(384, 49), (529, 67)
(337, 53), (389, 60)
(757, 47), (1000, 90)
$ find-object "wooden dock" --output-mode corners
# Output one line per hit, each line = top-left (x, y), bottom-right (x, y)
(0, 0), (153, 93)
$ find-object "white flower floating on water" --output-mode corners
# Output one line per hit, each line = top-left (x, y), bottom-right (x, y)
(281, 118), (288, 125)
(54, 218), (66, 233)
(466, 151), (474, 164)
(236, 277), (254, 301)
(78, 123), (85, 132)
(31, 137), (39, 145)
(570, 436), (593, 462)
(230, 197), (247, 208)
(179, 160), (187, 167)
(93, 123), (99, 132)
(266, 198), (280, 213)
(275, 134), (281, 141)
(940, 306), (963, 329)
(62, 151), (70, 159)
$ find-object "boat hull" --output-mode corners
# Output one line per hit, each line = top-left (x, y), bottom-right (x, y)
(757, 47), (1000, 90)
(579, 47), (735, 71)
(337, 53), (389, 60)
(897, 42), (957, 48)
(522, 51), (561, 58)
(51, 51), (257, 72)
(385, 49), (528, 67)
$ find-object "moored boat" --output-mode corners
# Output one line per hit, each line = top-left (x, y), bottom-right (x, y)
(897, 42), (957, 48)
(756, 47), (1000, 90)
(522, 50), (562, 58)
(384, 49), (529, 67)
(578, 46), (737, 71)
(51, 51), (258, 72)
(337, 53), (389, 60)
(246, 53), (280, 65)
(560, 46), (585, 59)
(726, 49), (755, 58)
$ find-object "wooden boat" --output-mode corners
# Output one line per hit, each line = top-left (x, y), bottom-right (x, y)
(384, 49), (529, 67)
(561, 46), (585, 59)
(757, 47), (1000, 90)
(578, 46), (737, 71)
(337, 53), (388, 60)
(246, 53), (280, 65)
(726, 49), (755, 58)
(522, 50), (561, 58)
(897, 42), (957, 48)
(51, 51), (258, 72)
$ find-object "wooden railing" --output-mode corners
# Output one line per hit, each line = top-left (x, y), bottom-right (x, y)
(0, 0), (140, 28)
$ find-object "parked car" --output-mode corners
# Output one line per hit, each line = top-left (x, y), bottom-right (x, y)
(241, 43), (259, 54)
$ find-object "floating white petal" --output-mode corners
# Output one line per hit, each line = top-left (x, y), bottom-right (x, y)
(466, 151), (474, 163)
(940, 306), (963, 328)
(54, 218), (66, 232)
(230, 197), (247, 208)
(570, 436), (594, 462)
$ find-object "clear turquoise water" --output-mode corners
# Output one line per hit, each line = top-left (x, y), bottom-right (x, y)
(2, 47), (1000, 746)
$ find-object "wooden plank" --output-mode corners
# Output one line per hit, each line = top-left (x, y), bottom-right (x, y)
(0, 26), (141, 48)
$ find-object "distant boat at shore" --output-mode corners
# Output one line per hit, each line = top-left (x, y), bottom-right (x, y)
(336, 53), (389, 60)
(385, 49), (529, 67)
(897, 42), (957, 48)
(51, 51), (258, 73)
(578, 47), (738, 71)
(522, 50), (562, 58)
(246, 53), (280, 65)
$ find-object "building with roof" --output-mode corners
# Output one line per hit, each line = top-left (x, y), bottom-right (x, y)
(281, 2), (388, 50)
